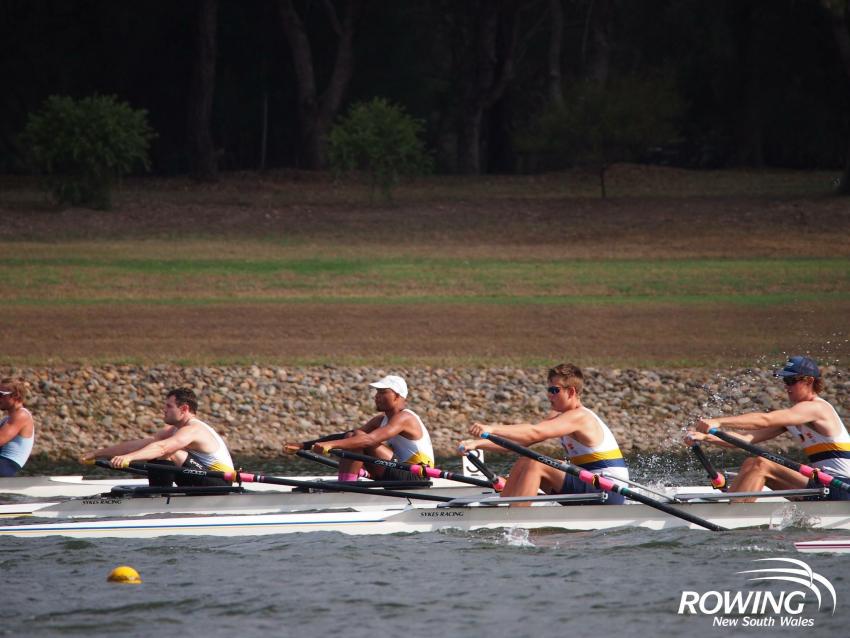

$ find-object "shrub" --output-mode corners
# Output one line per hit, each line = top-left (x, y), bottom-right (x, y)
(328, 97), (432, 200)
(20, 94), (156, 209)
(515, 75), (682, 197)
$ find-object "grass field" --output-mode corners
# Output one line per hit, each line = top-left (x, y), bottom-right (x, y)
(1, 165), (848, 368)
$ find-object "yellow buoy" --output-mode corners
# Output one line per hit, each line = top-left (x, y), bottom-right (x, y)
(107, 565), (142, 584)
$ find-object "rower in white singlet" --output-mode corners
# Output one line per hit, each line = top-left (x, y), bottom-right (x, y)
(82, 387), (234, 487)
(459, 363), (630, 505)
(0, 379), (35, 477)
(306, 375), (434, 482)
(688, 355), (850, 501)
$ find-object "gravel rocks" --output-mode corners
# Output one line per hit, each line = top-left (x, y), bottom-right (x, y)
(9, 365), (848, 459)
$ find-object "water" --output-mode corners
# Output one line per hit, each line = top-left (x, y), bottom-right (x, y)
(2, 524), (849, 637)
(5, 454), (848, 637)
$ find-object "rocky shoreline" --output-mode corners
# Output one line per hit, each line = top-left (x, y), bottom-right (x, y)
(9, 364), (849, 461)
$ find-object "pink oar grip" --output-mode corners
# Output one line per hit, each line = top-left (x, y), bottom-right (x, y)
(596, 476), (616, 491)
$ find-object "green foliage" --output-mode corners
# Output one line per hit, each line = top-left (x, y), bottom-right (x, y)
(20, 94), (156, 209)
(516, 76), (682, 196)
(328, 97), (432, 200)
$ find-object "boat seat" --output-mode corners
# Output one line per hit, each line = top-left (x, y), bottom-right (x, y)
(107, 485), (247, 497)
(291, 480), (433, 493)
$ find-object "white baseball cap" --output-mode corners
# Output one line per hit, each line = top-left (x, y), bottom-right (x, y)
(369, 375), (408, 398)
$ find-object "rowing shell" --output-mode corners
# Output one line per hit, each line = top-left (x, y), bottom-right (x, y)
(2, 499), (849, 539)
(0, 484), (494, 519)
(0, 474), (470, 499)
(794, 538), (850, 554)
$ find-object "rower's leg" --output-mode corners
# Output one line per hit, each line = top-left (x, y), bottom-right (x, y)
(729, 457), (808, 501)
(500, 458), (565, 506)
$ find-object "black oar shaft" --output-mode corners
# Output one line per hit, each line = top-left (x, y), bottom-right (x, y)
(482, 433), (726, 532)
(124, 460), (455, 503)
(707, 428), (850, 493)
(690, 444), (727, 490)
(464, 451), (498, 482)
(326, 449), (497, 489)
(296, 449), (341, 470)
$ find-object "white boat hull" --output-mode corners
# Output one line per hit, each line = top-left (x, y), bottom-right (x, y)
(2, 500), (848, 539)
(0, 484), (492, 519)
(794, 538), (850, 553)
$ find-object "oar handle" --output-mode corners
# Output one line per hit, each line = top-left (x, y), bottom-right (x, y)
(94, 459), (150, 477)
(482, 433), (726, 532)
(298, 431), (353, 450)
(690, 444), (727, 490)
(326, 448), (497, 489)
(707, 428), (850, 493)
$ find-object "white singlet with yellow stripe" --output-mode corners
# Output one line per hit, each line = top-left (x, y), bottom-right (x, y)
(380, 409), (434, 466)
(786, 398), (850, 478)
(184, 418), (235, 473)
(559, 407), (629, 481)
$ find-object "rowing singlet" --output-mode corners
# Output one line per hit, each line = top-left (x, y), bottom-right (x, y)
(184, 418), (234, 473)
(559, 408), (629, 481)
(380, 409), (434, 466)
(0, 411), (35, 468)
(786, 398), (850, 478)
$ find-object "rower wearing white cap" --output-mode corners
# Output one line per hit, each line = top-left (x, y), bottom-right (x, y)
(310, 374), (434, 482)
(686, 355), (850, 501)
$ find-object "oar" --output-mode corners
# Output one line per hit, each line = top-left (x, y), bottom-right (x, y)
(295, 432), (353, 450)
(464, 450), (500, 484)
(480, 432), (726, 531)
(324, 448), (504, 490)
(114, 460), (456, 503)
(283, 445), (371, 478)
(707, 428), (850, 495)
(92, 459), (149, 477)
(690, 444), (727, 490)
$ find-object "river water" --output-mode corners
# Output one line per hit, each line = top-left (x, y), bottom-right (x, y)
(3, 456), (849, 637)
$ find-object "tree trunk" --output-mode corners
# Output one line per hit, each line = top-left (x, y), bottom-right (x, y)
(187, 0), (218, 181)
(821, 0), (850, 193)
(585, 0), (611, 85)
(455, 0), (520, 175)
(548, 0), (565, 106)
(277, 0), (361, 170)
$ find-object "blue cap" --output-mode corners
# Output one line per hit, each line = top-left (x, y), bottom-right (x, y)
(774, 355), (820, 379)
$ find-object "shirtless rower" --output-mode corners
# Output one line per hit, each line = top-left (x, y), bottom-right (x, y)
(294, 375), (434, 482)
(0, 378), (35, 477)
(458, 363), (629, 505)
(685, 355), (850, 501)
(81, 387), (234, 487)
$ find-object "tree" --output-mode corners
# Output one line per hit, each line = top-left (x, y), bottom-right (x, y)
(20, 94), (156, 209)
(276, 0), (363, 170)
(187, 0), (219, 181)
(328, 97), (433, 200)
(451, 0), (521, 175)
(821, 0), (850, 194)
(515, 75), (682, 197)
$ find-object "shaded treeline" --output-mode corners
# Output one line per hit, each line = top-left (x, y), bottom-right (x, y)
(1, 0), (850, 180)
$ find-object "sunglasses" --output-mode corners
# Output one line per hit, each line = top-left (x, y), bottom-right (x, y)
(547, 385), (567, 395)
(783, 377), (802, 386)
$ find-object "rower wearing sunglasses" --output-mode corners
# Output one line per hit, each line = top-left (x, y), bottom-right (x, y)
(458, 363), (629, 505)
(686, 355), (850, 501)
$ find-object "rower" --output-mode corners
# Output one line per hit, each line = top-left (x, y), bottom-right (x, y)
(685, 355), (850, 502)
(0, 378), (35, 477)
(458, 363), (629, 506)
(81, 387), (234, 487)
(291, 374), (435, 482)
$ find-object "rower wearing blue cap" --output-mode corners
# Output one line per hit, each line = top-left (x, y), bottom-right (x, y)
(686, 355), (850, 501)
